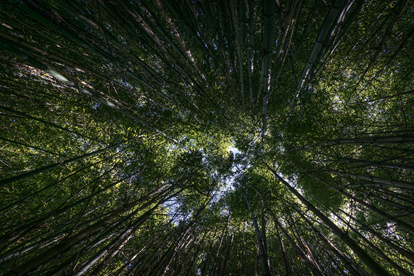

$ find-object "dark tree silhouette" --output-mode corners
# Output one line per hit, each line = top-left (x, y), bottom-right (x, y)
(1, 0), (414, 275)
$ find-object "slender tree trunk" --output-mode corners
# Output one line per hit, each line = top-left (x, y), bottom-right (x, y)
(275, 222), (293, 276)
(291, 135), (414, 151)
(328, 170), (414, 189)
(5, 184), (173, 276)
(263, 161), (392, 276)
(243, 195), (271, 276)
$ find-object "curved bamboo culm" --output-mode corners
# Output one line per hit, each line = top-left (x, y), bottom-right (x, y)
(1, 0), (414, 275)
(264, 163), (392, 276)
(286, 0), (355, 124)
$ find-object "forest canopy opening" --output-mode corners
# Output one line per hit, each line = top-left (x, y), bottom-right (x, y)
(1, 0), (414, 275)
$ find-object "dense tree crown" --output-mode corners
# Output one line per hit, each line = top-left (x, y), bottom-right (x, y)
(0, 0), (414, 275)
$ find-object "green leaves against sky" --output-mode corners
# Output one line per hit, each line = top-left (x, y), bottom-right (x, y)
(1, 0), (414, 275)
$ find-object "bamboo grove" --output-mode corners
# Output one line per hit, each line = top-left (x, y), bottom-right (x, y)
(0, 0), (413, 275)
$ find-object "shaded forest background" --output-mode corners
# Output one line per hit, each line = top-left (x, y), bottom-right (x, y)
(0, 0), (414, 275)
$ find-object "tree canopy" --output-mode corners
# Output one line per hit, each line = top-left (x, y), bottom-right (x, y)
(1, 0), (414, 275)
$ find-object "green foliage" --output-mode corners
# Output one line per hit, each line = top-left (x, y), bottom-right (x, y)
(1, 0), (414, 275)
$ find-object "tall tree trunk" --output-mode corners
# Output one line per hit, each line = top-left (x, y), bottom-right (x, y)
(264, 161), (392, 276)
(243, 195), (271, 276)
(5, 184), (173, 276)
